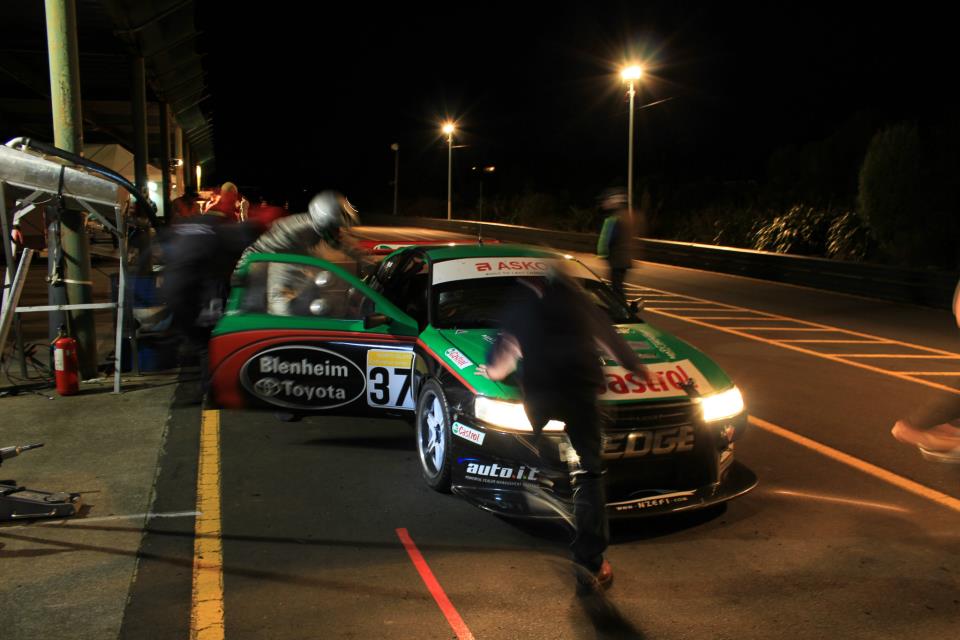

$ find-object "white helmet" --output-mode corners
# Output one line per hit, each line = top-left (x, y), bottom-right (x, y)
(308, 191), (360, 240)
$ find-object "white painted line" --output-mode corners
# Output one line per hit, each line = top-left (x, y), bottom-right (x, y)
(13, 511), (200, 528)
(768, 489), (910, 513)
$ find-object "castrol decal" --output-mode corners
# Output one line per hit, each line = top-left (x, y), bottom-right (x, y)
(599, 359), (714, 400)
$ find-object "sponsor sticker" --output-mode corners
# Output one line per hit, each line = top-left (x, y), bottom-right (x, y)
(452, 421), (485, 445)
(610, 491), (695, 513)
(602, 426), (696, 459)
(444, 347), (474, 370)
(241, 345), (366, 410)
(600, 359), (714, 400)
(366, 349), (415, 410)
(431, 257), (596, 285)
(458, 457), (539, 486)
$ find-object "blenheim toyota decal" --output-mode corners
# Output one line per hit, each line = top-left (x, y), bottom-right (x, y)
(241, 345), (366, 409)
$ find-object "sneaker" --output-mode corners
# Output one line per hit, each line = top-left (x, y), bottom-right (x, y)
(892, 419), (960, 452)
(576, 558), (614, 592)
(595, 559), (614, 590)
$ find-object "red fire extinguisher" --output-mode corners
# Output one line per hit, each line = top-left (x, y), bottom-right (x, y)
(53, 327), (79, 396)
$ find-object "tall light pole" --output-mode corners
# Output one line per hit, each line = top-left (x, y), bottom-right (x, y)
(472, 165), (495, 221)
(391, 142), (400, 215)
(442, 121), (455, 220)
(621, 64), (644, 214)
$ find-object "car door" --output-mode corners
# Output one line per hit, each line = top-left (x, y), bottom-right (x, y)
(208, 253), (420, 417)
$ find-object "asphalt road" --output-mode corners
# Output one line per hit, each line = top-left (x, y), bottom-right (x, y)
(119, 227), (959, 640)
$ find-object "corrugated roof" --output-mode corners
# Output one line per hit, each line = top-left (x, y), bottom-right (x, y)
(0, 0), (214, 165)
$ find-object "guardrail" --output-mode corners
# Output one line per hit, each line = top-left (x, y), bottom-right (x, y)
(364, 213), (958, 309)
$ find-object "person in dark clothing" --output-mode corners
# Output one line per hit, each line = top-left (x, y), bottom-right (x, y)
(596, 187), (636, 301)
(478, 267), (649, 590)
(159, 213), (261, 395)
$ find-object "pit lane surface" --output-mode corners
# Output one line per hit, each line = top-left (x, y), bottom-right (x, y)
(121, 227), (959, 640)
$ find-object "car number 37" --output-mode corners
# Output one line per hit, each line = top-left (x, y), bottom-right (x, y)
(365, 350), (416, 410)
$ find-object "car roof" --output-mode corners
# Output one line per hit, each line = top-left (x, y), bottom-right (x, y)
(393, 243), (562, 262)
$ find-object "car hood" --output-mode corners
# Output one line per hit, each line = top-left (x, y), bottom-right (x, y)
(434, 322), (733, 403)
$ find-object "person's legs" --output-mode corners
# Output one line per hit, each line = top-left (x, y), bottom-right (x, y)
(609, 266), (626, 301)
(559, 399), (608, 574)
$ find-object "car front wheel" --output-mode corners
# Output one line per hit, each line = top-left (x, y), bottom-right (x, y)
(416, 380), (452, 492)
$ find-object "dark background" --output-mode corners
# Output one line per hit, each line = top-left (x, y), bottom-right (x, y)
(196, 2), (953, 212)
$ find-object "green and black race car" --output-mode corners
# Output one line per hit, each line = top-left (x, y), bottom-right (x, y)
(209, 243), (757, 518)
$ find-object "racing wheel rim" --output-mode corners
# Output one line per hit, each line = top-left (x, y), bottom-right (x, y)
(415, 379), (454, 493)
(418, 390), (446, 477)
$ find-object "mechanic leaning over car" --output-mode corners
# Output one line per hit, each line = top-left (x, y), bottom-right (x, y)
(478, 264), (650, 591)
(238, 191), (362, 316)
(239, 191), (360, 260)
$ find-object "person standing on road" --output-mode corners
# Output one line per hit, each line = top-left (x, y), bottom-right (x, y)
(596, 187), (636, 302)
(477, 266), (650, 590)
(891, 276), (960, 460)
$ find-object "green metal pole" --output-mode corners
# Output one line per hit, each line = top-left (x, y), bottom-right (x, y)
(45, 0), (97, 378)
(131, 57), (148, 198)
(159, 102), (171, 220)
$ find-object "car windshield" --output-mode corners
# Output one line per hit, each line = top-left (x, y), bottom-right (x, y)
(432, 275), (636, 328)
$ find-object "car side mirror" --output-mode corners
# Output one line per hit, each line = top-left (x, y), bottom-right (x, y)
(363, 312), (391, 330)
(629, 298), (644, 313)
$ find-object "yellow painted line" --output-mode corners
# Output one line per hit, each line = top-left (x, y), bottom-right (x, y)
(647, 308), (960, 396)
(751, 416), (960, 514)
(638, 284), (960, 358)
(825, 354), (960, 359)
(191, 409), (224, 640)
(688, 316), (791, 321)
(898, 372), (960, 376)
(781, 339), (892, 344)
(724, 327), (835, 331)
(646, 308), (732, 312)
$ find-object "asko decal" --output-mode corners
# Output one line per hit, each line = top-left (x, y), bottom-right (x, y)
(458, 457), (539, 485)
(431, 257), (594, 285)
(240, 345), (366, 409)
(600, 359), (714, 400)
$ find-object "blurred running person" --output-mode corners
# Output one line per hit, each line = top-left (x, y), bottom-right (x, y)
(478, 265), (650, 591)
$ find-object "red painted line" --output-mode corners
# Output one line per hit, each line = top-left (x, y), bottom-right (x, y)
(395, 528), (475, 640)
(416, 339), (479, 393)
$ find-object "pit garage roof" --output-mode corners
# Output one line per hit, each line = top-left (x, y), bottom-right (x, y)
(0, 0), (213, 167)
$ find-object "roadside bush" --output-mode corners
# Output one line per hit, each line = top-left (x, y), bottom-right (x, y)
(751, 204), (832, 255)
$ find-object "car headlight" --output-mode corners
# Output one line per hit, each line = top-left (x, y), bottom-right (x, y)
(699, 386), (745, 422)
(474, 397), (565, 432)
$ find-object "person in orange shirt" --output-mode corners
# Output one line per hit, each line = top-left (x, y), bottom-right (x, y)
(204, 182), (240, 221)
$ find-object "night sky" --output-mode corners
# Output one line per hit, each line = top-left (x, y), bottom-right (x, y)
(196, 2), (952, 212)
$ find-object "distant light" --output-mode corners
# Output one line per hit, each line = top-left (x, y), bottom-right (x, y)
(484, 166), (496, 173)
(442, 122), (455, 136)
(147, 181), (158, 192)
(621, 65), (644, 81)
(195, 164), (202, 189)
(391, 143), (399, 151)
(564, 254), (573, 260)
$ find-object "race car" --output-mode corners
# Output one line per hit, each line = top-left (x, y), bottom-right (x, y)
(208, 244), (757, 518)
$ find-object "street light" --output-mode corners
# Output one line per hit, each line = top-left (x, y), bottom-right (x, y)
(442, 122), (455, 219)
(390, 143), (400, 215)
(620, 64), (644, 214)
